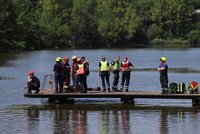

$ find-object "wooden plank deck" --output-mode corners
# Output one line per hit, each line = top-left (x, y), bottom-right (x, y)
(24, 90), (200, 99)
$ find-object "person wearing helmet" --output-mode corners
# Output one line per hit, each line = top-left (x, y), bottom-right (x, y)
(158, 57), (168, 94)
(110, 56), (120, 91)
(62, 57), (71, 89)
(76, 58), (87, 93)
(53, 57), (63, 93)
(27, 70), (40, 94)
(99, 56), (110, 92)
(71, 55), (77, 88)
(81, 56), (89, 91)
(120, 57), (134, 92)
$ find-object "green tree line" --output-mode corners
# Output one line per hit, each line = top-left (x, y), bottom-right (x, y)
(0, 0), (200, 50)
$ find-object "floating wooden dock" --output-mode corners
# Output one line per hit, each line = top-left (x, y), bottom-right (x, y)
(24, 90), (200, 106)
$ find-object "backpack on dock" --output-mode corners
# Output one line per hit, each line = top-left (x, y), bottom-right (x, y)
(177, 82), (186, 94)
(169, 83), (178, 94)
(188, 81), (198, 94)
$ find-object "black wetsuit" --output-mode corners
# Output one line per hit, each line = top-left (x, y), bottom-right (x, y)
(53, 62), (63, 93)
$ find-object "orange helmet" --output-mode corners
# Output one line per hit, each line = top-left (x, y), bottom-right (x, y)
(63, 57), (69, 62)
(28, 70), (34, 75)
(77, 58), (81, 62)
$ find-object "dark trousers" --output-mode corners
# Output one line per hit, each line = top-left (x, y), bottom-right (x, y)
(121, 71), (130, 90)
(112, 70), (119, 88)
(101, 71), (110, 90)
(54, 73), (63, 92)
(76, 75), (87, 93)
(160, 75), (168, 88)
(83, 76), (88, 90)
(72, 72), (77, 87)
(63, 75), (70, 86)
(27, 82), (39, 93)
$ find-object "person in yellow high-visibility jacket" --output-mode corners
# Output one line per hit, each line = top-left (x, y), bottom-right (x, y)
(110, 56), (120, 91)
(99, 56), (110, 92)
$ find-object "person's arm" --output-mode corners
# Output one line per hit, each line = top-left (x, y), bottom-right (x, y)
(28, 76), (32, 82)
(158, 64), (166, 71)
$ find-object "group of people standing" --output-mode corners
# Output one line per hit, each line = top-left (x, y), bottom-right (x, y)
(27, 55), (168, 94)
(99, 56), (134, 92)
(53, 56), (89, 93)
(53, 55), (134, 93)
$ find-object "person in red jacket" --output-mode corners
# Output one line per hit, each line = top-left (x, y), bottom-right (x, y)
(62, 57), (71, 88)
(120, 57), (134, 92)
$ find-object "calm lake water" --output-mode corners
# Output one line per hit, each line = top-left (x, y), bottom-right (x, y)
(1, 48), (200, 134)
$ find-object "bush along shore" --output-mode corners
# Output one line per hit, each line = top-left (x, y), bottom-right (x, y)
(0, 0), (200, 51)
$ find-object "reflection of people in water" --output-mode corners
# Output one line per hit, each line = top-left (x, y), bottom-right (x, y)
(99, 111), (110, 133)
(27, 109), (39, 134)
(159, 110), (168, 134)
(121, 110), (131, 134)
(99, 110), (131, 134)
(72, 110), (87, 134)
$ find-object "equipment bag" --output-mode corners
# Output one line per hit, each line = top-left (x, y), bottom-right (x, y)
(178, 82), (186, 94)
(169, 82), (178, 94)
(188, 81), (198, 94)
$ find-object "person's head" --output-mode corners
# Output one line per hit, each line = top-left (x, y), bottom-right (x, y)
(77, 58), (81, 63)
(28, 70), (34, 76)
(72, 55), (77, 62)
(160, 57), (167, 63)
(56, 57), (62, 62)
(63, 57), (69, 63)
(102, 56), (106, 61)
(123, 57), (128, 62)
(81, 56), (85, 62)
(115, 56), (120, 62)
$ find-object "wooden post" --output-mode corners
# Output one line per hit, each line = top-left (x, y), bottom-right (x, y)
(192, 98), (200, 106)
(121, 97), (134, 104)
(48, 98), (56, 103)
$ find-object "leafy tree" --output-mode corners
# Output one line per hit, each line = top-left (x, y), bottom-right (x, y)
(97, 0), (139, 47)
(70, 0), (98, 48)
(0, 0), (19, 50)
(150, 0), (193, 39)
(36, 0), (70, 48)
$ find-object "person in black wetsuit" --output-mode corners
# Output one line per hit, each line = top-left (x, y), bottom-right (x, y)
(53, 57), (63, 93)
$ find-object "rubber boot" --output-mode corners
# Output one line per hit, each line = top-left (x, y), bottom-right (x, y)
(161, 88), (165, 94)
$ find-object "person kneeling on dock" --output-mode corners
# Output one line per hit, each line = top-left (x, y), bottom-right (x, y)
(27, 70), (40, 94)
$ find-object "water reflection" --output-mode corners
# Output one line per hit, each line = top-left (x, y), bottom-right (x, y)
(27, 109), (40, 134)
(160, 110), (168, 134)
(24, 105), (200, 134)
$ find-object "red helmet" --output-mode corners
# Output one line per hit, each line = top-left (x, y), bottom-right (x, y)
(63, 57), (69, 62)
(28, 70), (34, 75)
(123, 57), (128, 62)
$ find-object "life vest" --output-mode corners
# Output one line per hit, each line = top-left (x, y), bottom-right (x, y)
(190, 81), (198, 89)
(121, 61), (131, 71)
(100, 61), (109, 71)
(76, 64), (85, 75)
(113, 60), (120, 71)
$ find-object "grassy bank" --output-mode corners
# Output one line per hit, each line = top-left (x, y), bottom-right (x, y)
(149, 39), (193, 48)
